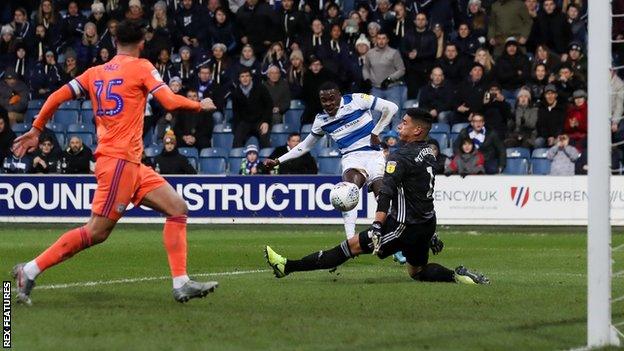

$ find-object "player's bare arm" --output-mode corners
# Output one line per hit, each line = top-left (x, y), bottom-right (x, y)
(263, 133), (321, 170)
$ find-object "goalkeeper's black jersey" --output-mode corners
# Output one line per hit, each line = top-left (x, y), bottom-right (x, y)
(377, 140), (436, 224)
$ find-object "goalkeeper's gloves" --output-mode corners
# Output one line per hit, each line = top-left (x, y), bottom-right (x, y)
(430, 233), (444, 255)
(369, 221), (383, 256)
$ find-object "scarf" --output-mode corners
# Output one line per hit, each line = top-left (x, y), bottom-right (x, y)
(240, 82), (253, 97)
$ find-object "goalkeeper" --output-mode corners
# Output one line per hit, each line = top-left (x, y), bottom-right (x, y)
(265, 109), (489, 284)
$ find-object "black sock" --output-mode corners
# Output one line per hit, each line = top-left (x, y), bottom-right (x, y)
(285, 241), (352, 274)
(415, 263), (455, 282)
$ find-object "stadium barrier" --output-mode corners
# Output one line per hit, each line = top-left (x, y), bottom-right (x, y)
(0, 175), (623, 225)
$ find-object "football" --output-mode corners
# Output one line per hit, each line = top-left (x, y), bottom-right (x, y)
(330, 182), (360, 211)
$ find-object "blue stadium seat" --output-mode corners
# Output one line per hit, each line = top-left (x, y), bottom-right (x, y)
(402, 99), (419, 109)
(531, 158), (551, 175)
(67, 123), (96, 134)
(271, 123), (292, 133)
(290, 99), (305, 110)
(226, 100), (232, 109)
(246, 136), (259, 147)
(53, 110), (80, 127)
(317, 157), (342, 175)
(213, 123), (233, 133)
(450, 132), (461, 146)
(301, 124), (313, 134)
(25, 109), (38, 123)
(55, 132), (65, 147)
(81, 109), (94, 124)
(441, 147), (454, 158)
(67, 133), (93, 146)
(504, 158), (529, 175)
(506, 147), (531, 159)
(12, 123), (31, 134)
(431, 123), (450, 134)
(229, 147), (245, 157)
(212, 112), (224, 125)
(27, 100), (44, 109)
(143, 127), (155, 146)
(187, 157), (197, 171)
(58, 100), (80, 110)
(81, 100), (92, 110)
(284, 110), (302, 131)
(531, 148), (549, 159)
(178, 147), (199, 159)
(318, 148), (341, 157)
(212, 133), (234, 148)
(228, 157), (243, 174)
(200, 147), (228, 158)
(144, 145), (162, 158)
(46, 122), (64, 133)
(429, 133), (449, 148)
(198, 157), (226, 174)
(270, 133), (289, 146)
(451, 123), (469, 133)
(259, 148), (274, 158)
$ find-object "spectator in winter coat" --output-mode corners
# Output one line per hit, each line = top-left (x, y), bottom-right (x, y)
(236, 0), (277, 57)
(418, 67), (454, 124)
(533, 44), (561, 74)
(173, 89), (214, 150)
(445, 138), (485, 176)
(402, 13), (437, 99)
(547, 134), (580, 175)
(435, 43), (470, 88)
(527, 63), (550, 105)
(562, 42), (587, 83)
(287, 50), (306, 100)
(153, 131), (197, 175)
(495, 37), (531, 98)
(482, 83), (513, 140)
(173, 46), (196, 89)
(268, 133), (318, 174)
(30, 50), (63, 99)
(240, 144), (260, 175)
(453, 113), (506, 174)
(566, 4), (587, 45)
(150, 1), (178, 57)
(277, 0), (307, 50)
(553, 63), (585, 103)
(0, 68), (29, 126)
(208, 8), (237, 53)
(261, 42), (288, 78)
(232, 44), (262, 80)
(564, 89), (587, 150)
(611, 70), (624, 134)
(453, 23), (481, 57)
(31, 135), (59, 174)
(61, 1), (87, 48)
(529, 0), (571, 55)
(488, 0), (532, 56)
(176, 0), (205, 49)
(454, 63), (488, 123)
(0, 114), (15, 166)
(301, 56), (334, 125)
(60, 136), (93, 174)
(536, 84), (566, 148)
(427, 138), (449, 175)
(506, 87), (538, 148)
(474, 48), (496, 82)
(232, 68), (273, 148)
(264, 65), (291, 125)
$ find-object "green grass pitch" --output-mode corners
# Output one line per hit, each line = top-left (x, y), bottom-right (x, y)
(1, 224), (622, 350)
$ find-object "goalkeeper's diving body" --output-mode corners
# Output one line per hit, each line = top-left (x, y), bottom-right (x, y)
(264, 82), (398, 240)
(265, 108), (490, 284)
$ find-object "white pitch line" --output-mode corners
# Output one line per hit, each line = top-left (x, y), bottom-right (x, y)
(34, 269), (270, 290)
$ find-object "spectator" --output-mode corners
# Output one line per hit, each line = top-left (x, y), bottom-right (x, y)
(173, 46), (196, 89)
(318, 24), (350, 81)
(268, 132), (318, 174)
(30, 50), (63, 100)
(155, 48), (174, 84)
(0, 25), (16, 67)
(533, 44), (560, 74)
(488, 0), (532, 56)
(192, 65), (227, 112)
(153, 131), (197, 174)
(11, 43), (33, 81)
(278, 0), (307, 50)
(495, 37), (531, 100)
(176, 0), (204, 49)
(236, 0), (276, 57)
(233, 44), (262, 79)
(562, 41), (587, 82)
(363, 32), (405, 120)
(231, 68), (272, 148)
(74, 22), (98, 68)
(205, 43), (232, 86)
(566, 3), (587, 44)
(384, 130), (399, 152)
(527, 63), (550, 104)
(324, 3), (345, 34)
(453, 113), (506, 174)
(427, 138), (448, 175)
(529, 0), (571, 55)
(453, 22), (481, 58)
(445, 137), (485, 176)
(287, 50), (306, 99)
(124, 0), (146, 23)
(435, 42), (469, 87)
(611, 70), (624, 136)
(0, 114), (15, 167)
(389, 2), (410, 49)
(173, 89), (214, 150)
(0, 68), (29, 126)
(208, 7), (237, 52)
(432, 24), (446, 59)
(88, 2), (109, 36)
(61, 49), (80, 82)
(367, 21), (382, 47)
(31, 135), (59, 174)
(11, 7), (32, 42)
(546, 134), (579, 175)
(261, 42), (288, 77)
(506, 87), (538, 148)
(150, 1), (177, 55)
(536, 84), (566, 148)
(343, 11), (365, 48)
(2, 153), (32, 174)
(240, 144), (260, 175)
(482, 83), (513, 140)
(31, 24), (51, 63)
(34, 0), (62, 52)
(474, 48), (495, 82)
(564, 89), (587, 150)
(61, 1), (87, 47)
(264, 65), (291, 125)
(301, 56), (333, 125)
(419, 67), (454, 124)
(347, 34), (371, 93)
(464, 0), (488, 43)
(302, 19), (326, 59)
(402, 13), (436, 99)
(94, 46), (111, 65)
(454, 62), (488, 123)
(98, 19), (119, 56)
(60, 136), (93, 174)
(554, 63), (584, 102)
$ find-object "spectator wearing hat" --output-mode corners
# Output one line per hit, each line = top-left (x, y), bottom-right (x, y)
(267, 133), (318, 174)
(301, 56), (333, 125)
(488, 0), (532, 57)
(402, 13), (437, 99)
(495, 37), (531, 101)
(453, 112), (506, 174)
(384, 130), (399, 152)
(446, 137), (485, 176)
(61, 48), (80, 83)
(462, 0), (488, 43)
(176, 0), (205, 49)
(206, 43), (232, 86)
(426, 138), (449, 175)
(435, 42), (470, 88)
(454, 62), (488, 124)
(0, 114), (15, 167)
(150, 1), (177, 54)
(536, 84), (566, 148)
(546, 134), (579, 176)
(264, 65), (291, 125)
(562, 41), (587, 82)
(173, 89), (214, 150)
(0, 25), (17, 68)
(61, 1), (87, 46)
(207, 7), (237, 52)
(529, 0), (572, 55)
(506, 87), (538, 148)
(31, 135), (59, 174)
(154, 131), (197, 175)
(482, 82), (513, 140)
(232, 68), (273, 148)
(60, 136), (93, 174)
(125, 0), (146, 23)
(240, 144), (260, 175)
(367, 21), (382, 48)
(564, 89), (587, 150)
(554, 63), (585, 102)
(173, 46), (196, 89)
(345, 34), (371, 93)
(364, 31), (405, 119)
(88, 1), (109, 36)
(419, 67), (454, 124)
(236, 0), (276, 57)
(0, 67), (29, 126)
(287, 50), (306, 99)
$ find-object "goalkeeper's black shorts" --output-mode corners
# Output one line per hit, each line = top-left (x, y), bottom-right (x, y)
(358, 215), (437, 267)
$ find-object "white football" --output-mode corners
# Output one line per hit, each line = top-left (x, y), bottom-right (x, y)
(330, 182), (360, 212)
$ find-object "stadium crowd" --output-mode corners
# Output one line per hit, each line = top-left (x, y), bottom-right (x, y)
(0, 0), (620, 175)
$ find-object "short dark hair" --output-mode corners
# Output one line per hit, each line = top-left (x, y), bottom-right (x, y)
(238, 67), (252, 76)
(288, 132), (301, 140)
(116, 20), (145, 45)
(319, 81), (340, 92)
(405, 108), (433, 131)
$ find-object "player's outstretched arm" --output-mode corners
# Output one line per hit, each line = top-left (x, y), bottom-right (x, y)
(263, 133), (321, 170)
(13, 85), (74, 157)
(371, 98), (399, 137)
(152, 85), (216, 112)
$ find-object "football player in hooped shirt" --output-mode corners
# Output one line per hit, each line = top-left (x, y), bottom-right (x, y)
(11, 20), (218, 305)
(264, 82), (398, 240)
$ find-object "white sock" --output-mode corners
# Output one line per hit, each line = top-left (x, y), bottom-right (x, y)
(342, 208), (358, 239)
(172, 275), (190, 289)
(23, 260), (41, 280)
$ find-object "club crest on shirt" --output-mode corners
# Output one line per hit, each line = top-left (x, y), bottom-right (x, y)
(359, 93), (372, 101)
(386, 161), (396, 174)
